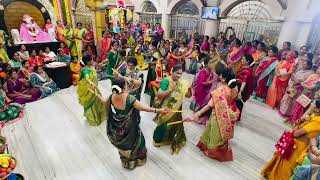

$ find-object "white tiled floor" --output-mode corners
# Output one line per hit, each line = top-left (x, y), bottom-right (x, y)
(1, 77), (289, 180)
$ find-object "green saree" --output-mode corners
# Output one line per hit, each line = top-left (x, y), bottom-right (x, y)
(153, 77), (191, 154)
(77, 67), (106, 126)
(106, 50), (119, 82)
(106, 94), (147, 170)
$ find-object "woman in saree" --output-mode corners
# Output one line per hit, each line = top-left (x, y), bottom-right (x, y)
(261, 99), (320, 180)
(83, 24), (96, 57)
(188, 68), (240, 161)
(291, 136), (320, 180)
(288, 67), (320, 124)
(236, 54), (255, 120)
(0, 85), (23, 126)
(190, 57), (218, 125)
(266, 51), (296, 108)
(106, 41), (119, 82)
(7, 69), (41, 104)
(0, 43), (9, 63)
(166, 45), (184, 75)
(100, 32), (112, 61)
(18, 60), (32, 83)
(74, 22), (86, 59)
(29, 66), (58, 98)
(252, 42), (266, 65)
(64, 23), (77, 57)
(227, 38), (244, 73)
(114, 57), (144, 101)
(105, 78), (168, 170)
(70, 57), (81, 85)
(56, 20), (66, 43)
(153, 64), (192, 154)
(77, 55), (105, 126)
(253, 46), (279, 103)
(279, 60), (314, 118)
(16, 45), (29, 61)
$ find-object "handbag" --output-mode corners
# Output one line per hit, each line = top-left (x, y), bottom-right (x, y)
(275, 131), (295, 159)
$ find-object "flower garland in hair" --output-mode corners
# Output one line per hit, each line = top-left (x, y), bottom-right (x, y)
(228, 79), (237, 86)
(112, 85), (122, 94)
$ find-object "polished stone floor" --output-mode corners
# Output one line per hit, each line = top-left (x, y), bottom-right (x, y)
(1, 76), (289, 180)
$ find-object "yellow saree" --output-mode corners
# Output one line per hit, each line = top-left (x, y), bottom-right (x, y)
(261, 114), (320, 180)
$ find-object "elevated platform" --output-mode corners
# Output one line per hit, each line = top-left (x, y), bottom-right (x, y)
(7, 41), (61, 57)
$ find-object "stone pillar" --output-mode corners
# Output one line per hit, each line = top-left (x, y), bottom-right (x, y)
(161, 13), (170, 39)
(204, 20), (220, 37)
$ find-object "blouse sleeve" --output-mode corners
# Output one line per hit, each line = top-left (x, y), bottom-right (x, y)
(159, 78), (170, 91)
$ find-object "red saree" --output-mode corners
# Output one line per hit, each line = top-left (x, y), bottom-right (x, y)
(100, 37), (112, 61)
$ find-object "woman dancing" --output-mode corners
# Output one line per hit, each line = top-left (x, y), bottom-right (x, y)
(106, 78), (168, 170)
(153, 64), (192, 154)
(77, 55), (105, 126)
(188, 68), (240, 161)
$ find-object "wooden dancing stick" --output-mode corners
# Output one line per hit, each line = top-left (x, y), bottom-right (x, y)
(112, 68), (134, 81)
(167, 120), (184, 126)
(170, 110), (185, 113)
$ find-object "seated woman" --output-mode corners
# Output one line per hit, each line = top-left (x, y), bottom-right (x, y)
(279, 60), (314, 119)
(57, 48), (71, 63)
(9, 53), (22, 69)
(43, 47), (56, 62)
(18, 60), (32, 82)
(28, 50), (43, 67)
(0, 85), (23, 125)
(291, 136), (320, 179)
(60, 43), (70, 56)
(261, 99), (320, 180)
(70, 57), (81, 85)
(29, 66), (58, 98)
(6, 69), (41, 104)
(188, 68), (240, 162)
(190, 56), (218, 125)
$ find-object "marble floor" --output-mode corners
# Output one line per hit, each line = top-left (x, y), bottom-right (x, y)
(1, 76), (289, 180)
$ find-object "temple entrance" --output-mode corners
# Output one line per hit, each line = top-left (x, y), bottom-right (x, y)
(73, 0), (92, 25)
(139, 1), (162, 24)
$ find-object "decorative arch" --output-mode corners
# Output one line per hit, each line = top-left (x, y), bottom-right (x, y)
(0, 0), (56, 32)
(142, 1), (157, 13)
(220, 0), (283, 19)
(135, 0), (160, 13)
(167, 0), (204, 15)
(226, 1), (272, 20)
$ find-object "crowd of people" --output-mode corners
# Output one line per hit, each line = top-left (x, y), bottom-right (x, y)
(2, 18), (320, 179)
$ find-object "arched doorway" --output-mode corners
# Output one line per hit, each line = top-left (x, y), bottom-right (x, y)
(139, 1), (161, 24)
(219, 0), (282, 44)
(307, 15), (320, 52)
(169, 0), (204, 39)
(73, 0), (92, 25)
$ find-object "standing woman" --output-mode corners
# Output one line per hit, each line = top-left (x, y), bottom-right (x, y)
(227, 38), (244, 73)
(64, 23), (77, 57)
(236, 54), (255, 119)
(77, 55), (105, 126)
(188, 68), (240, 161)
(56, 20), (66, 43)
(106, 79), (168, 170)
(83, 24), (96, 57)
(74, 22), (86, 59)
(279, 60), (313, 118)
(253, 46), (279, 103)
(190, 57), (218, 125)
(252, 42), (266, 65)
(106, 41), (119, 82)
(153, 64), (192, 154)
(266, 51), (296, 108)
(100, 32), (112, 61)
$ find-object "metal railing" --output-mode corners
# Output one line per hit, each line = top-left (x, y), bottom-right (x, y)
(168, 15), (205, 39)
